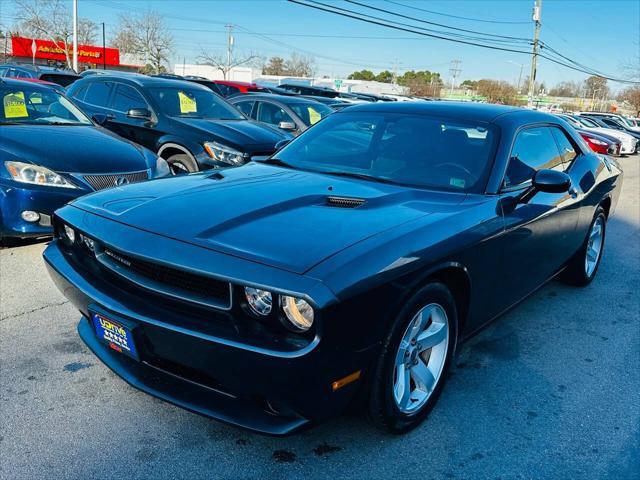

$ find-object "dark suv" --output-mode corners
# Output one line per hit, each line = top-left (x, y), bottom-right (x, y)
(67, 74), (290, 173)
(0, 64), (81, 87)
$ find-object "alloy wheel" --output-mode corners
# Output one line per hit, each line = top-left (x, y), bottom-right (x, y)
(393, 303), (449, 414)
(585, 215), (604, 278)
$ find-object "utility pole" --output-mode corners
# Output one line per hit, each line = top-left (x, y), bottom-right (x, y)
(72, 0), (78, 72)
(527, 0), (542, 108)
(449, 59), (462, 95)
(101, 22), (106, 70)
(225, 24), (234, 80)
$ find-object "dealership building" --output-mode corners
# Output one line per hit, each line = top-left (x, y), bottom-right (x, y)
(2, 36), (141, 72)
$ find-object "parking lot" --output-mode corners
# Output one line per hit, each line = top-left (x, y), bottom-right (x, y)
(0, 154), (638, 479)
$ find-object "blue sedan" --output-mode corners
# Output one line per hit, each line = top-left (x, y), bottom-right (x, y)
(0, 78), (170, 242)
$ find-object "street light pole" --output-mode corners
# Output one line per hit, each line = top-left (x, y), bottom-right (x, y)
(102, 22), (106, 70)
(527, 0), (542, 108)
(72, 0), (78, 72)
(226, 24), (233, 80)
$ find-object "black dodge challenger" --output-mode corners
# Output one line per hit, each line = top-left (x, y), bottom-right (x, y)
(43, 102), (622, 435)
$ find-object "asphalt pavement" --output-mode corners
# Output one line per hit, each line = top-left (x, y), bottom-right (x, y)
(1, 155), (638, 480)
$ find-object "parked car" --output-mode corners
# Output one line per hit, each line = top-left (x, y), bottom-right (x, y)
(579, 112), (640, 132)
(577, 129), (621, 156)
(44, 102), (621, 434)
(0, 64), (81, 87)
(229, 94), (333, 136)
(66, 74), (290, 174)
(278, 83), (341, 98)
(0, 78), (168, 242)
(300, 95), (353, 110)
(212, 80), (266, 97)
(578, 115), (640, 143)
(152, 74), (226, 97)
(558, 114), (632, 155)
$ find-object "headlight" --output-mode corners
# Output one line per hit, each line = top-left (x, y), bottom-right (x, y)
(280, 296), (314, 332)
(4, 161), (76, 188)
(204, 141), (246, 166)
(244, 287), (273, 316)
(61, 224), (76, 245)
(155, 156), (171, 177)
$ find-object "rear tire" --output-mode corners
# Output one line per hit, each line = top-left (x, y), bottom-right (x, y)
(367, 282), (458, 433)
(560, 207), (606, 286)
(166, 153), (198, 175)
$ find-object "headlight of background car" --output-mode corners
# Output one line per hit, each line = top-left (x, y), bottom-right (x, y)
(203, 141), (246, 166)
(244, 287), (273, 316)
(155, 156), (171, 177)
(4, 161), (76, 188)
(281, 296), (314, 332)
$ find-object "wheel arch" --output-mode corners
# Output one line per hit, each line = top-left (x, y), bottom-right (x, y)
(157, 142), (196, 162)
(600, 195), (612, 218)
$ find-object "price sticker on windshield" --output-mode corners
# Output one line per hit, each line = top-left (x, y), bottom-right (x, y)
(178, 91), (197, 114)
(3, 92), (29, 118)
(308, 106), (321, 125)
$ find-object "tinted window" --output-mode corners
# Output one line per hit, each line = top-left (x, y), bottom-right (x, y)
(70, 84), (88, 102)
(256, 102), (294, 126)
(0, 85), (92, 125)
(504, 127), (564, 188)
(84, 81), (113, 107)
(234, 100), (254, 117)
(111, 84), (147, 112)
(276, 112), (498, 193)
(40, 74), (78, 87)
(147, 87), (243, 120)
(550, 127), (578, 165)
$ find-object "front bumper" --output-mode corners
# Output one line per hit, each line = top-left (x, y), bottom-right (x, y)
(43, 241), (373, 435)
(0, 180), (85, 239)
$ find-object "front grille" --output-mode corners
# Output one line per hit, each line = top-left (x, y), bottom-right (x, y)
(84, 170), (149, 191)
(97, 246), (232, 310)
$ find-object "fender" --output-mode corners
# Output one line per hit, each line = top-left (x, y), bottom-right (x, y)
(156, 140), (198, 161)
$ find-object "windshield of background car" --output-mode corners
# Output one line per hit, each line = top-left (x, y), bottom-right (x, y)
(147, 87), (244, 120)
(275, 111), (498, 192)
(289, 102), (333, 126)
(0, 85), (92, 125)
(576, 116), (599, 128)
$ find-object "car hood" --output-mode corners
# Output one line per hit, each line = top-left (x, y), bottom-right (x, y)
(71, 163), (466, 274)
(0, 125), (149, 173)
(171, 118), (289, 152)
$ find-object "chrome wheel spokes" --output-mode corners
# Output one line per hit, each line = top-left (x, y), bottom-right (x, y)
(393, 303), (449, 414)
(585, 216), (604, 277)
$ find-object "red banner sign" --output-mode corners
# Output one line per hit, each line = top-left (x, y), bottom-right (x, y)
(11, 36), (120, 66)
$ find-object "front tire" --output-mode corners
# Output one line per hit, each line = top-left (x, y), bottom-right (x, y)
(560, 207), (607, 286)
(368, 282), (458, 433)
(166, 153), (198, 175)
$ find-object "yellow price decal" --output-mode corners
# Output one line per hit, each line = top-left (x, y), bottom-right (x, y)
(308, 106), (321, 125)
(178, 91), (197, 114)
(3, 92), (29, 119)
(30, 93), (43, 104)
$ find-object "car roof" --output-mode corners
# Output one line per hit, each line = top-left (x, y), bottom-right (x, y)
(340, 101), (556, 124)
(214, 80), (259, 87)
(1, 63), (78, 74)
(0, 77), (58, 91)
(77, 73), (210, 90)
(231, 93), (324, 104)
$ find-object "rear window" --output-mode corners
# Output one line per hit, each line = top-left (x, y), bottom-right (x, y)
(40, 74), (79, 87)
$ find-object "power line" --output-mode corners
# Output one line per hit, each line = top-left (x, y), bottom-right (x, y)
(384, 0), (530, 25)
(288, 0), (639, 84)
(345, 0), (531, 43)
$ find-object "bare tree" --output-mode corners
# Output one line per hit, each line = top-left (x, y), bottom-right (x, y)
(198, 49), (262, 80)
(262, 56), (286, 76)
(14, 0), (97, 69)
(618, 86), (640, 116)
(113, 11), (173, 74)
(477, 79), (520, 105)
(284, 52), (314, 77)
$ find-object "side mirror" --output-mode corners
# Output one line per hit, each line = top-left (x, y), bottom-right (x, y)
(532, 169), (571, 193)
(278, 121), (297, 131)
(274, 139), (291, 151)
(92, 113), (108, 126)
(127, 108), (152, 120)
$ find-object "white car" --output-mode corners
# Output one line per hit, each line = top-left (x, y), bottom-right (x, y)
(565, 115), (638, 155)
(578, 112), (640, 133)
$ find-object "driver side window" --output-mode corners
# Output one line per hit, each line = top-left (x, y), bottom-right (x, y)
(256, 102), (293, 126)
(504, 127), (565, 188)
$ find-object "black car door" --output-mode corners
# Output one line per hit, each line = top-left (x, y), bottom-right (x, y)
(496, 125), (579, 307)
(106, 83), (158, 151)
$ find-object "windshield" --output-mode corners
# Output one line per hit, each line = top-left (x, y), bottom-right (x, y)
(147, 86), (243, 120)
(575, 116), (598, 128)
(274, 112), (499, 193)
(0, 85), (92, 125)
(289, 102), (333, 126)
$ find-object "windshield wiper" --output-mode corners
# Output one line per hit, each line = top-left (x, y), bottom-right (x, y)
(321, 171), (397, 185)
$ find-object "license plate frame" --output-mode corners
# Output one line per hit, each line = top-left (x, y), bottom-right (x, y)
(91, 311), (139, 361)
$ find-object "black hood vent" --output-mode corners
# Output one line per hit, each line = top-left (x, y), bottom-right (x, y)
(325, 196), (365, 208)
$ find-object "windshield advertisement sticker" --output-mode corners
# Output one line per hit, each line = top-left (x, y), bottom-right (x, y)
(4, 92), (29, 118)
(178, 91), (197, 114)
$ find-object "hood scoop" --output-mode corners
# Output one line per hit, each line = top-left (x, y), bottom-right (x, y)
(325, 196), (366, 208)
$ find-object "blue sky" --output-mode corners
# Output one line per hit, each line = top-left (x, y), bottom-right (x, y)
(2, 0), (638, 89)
